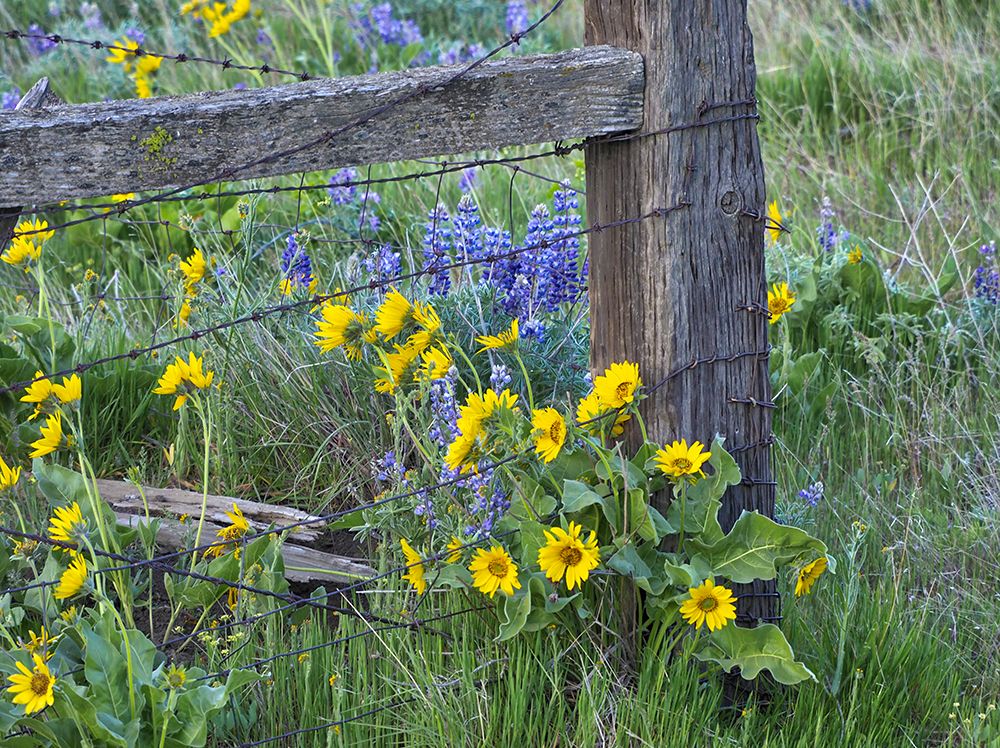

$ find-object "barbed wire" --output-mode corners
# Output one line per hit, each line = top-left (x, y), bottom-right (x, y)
(0, 205), (676, 397)
(7, 0), (566, 240)
(1, 28), (318, 81)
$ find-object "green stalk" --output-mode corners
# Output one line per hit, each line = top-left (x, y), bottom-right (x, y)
(190, 395), (213, 573)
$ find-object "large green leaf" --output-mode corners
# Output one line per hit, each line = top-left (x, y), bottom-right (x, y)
(497, 587), (531, 641)
(695, 623), (816, 685)
(664, 438), (740, 544)
(687, 511), (827, 583)
(605, 543), (670, 596)
(561, 479), (619, 531)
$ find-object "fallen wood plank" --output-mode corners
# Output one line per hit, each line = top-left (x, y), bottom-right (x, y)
(96, 478), (325, 544)
(0, 46), (644, 203)
(114, 512), (375, 585)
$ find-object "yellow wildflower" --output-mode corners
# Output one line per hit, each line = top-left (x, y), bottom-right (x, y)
(445, 536), (463, 563)
(375, 289), (414, 339)
(29, 412), (68, 458)
(654, 439), (711, 482)
(469, 546), (520, 599)
(537, 522), (600, 591)
(112, 193), (135, 203)
(576, 390), (629, 437)
(415, 346), (453, 382)
(794, 557), (828, 597)
(54, 554), (87, 600)
(153, 352), (215, 410)
(475, 318), (519, 352)
(847, 246), (863, 264)
(51, 374), (81, 405)
(767, 282), (796, 324)
(313, 304), (369, 360)
(766, 200), (783, 244)
(680, 579), (737, 632)
(592, 361), (641, 409)
(531, 408), (566, 463)
(400, 538), (426, 595)
(179, 248), (207, 295)
(0, 454), (21, 491)
(48, 502), (86, 552)
(6, 654), (55, 715)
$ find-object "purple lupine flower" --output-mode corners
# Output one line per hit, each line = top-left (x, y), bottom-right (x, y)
(453, 195), (486, 265)
(232, 82), (247, 90)
(974, 242), (998, 305)
(817, 196), (839, 252)
(27, 24), (57, 56)
(458, 167), (478, 193)
(48, 2), (60, 17)
(489, 363), (512, 391)
(520, 318), (545, 342)
(506, 0), (530, 37)
(328, 167), (358, 205)
(280, 234), (315, 291)
(256, 28), (273, 48)
(124, 27), (145, 45)
(422, 206), (453, 296)
(1, 87), (21, 111)
(413, 488), (437, 528)
(798, 482), (824, 507)
(80, 2), (102, 30)
(428, 366), (459, 449)
(543, 182), (584, 309)
(362, 244), (402, 285)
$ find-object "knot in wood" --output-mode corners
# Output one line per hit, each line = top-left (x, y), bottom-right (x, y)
(719, 189), (742, 216)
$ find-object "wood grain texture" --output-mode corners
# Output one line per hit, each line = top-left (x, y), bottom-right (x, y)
(0, 46), (643, 203)
(96, 478), (324, 543)
(113, 513), (375, 585)
(583, 1), (774, 632)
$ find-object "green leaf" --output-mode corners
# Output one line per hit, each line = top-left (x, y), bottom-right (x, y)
(695, 623), (816, 685)
(665, 438), (740, 544)
(688, 511), (827, 583)
(605, 543), (669, 596)
(627, 488), (658, 543)
(786, 351), (823, 395)
(497, 587), (531, 641)
(561, 479), (619, 531)
(33, 460), (90, 506)
(62, 685), (129, 747)
(83, 622), (134, 724)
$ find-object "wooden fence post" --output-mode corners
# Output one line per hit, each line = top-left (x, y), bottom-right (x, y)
(583, 0), (776, 667)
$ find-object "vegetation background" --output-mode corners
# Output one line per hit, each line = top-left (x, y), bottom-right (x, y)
(0, 0), (997, 745)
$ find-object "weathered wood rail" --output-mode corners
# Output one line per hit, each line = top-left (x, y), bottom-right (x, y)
(98, 479), (375, 585)
(0, 46), (643, 203)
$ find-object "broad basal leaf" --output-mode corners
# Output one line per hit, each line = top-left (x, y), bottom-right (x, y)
(695, 623), (816, 685)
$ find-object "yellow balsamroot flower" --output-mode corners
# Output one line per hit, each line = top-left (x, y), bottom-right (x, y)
(105, 37), (139, 70)
(23, 627), (59, 657)
(468, 545), (521, 599)
(537, 522), (600, 591)
(29, 412), (68, 458)
(766, 200), (783, 244)
(794, 556), (828, 597)
(16, 218), (54, 244)
(60, 606), (78, 623)
(20, 371), (53, 421)
(531, 408), (567, 463)
(179, 248), (207, 295)
(654, 439), (712, 482)
(400, 538), (426, 595)
(206, 503), (250, 559)
(415, 346), (453, 382)
(313, 304), (369, 360)
(153, 352), (215, 410)
(592, 361), (641, 409)
(375, 289), (414, 339)
(112, 193), (135, 203)
(175, 298), (193, 329)
(165, 663), (187, 690)
(767, 282), (796, 324)
(847, 246), (863, 265)
(446, 536), (464, 563)
(54, 554), (87, 600)
(475, 318), (519, 352)
(7, 654), (55, 715)
(680, 579), (737, 632)
(51, 374), (81, 405)
(49, 502), (86, 552)
(406, 301), (443, 352)
(1, 237), (43, 269)
(443, 431), (481, 474)
(0, 454), (21, 491)
(576, 390), (629, 437)
(374, 342), (421, 394)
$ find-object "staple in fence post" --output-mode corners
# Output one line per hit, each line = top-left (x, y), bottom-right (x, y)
(0, 78), (61, 248)
(583, 2), (776, 700)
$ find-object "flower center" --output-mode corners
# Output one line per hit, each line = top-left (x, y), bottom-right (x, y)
(559, 546), (583, 567)
(672, 458), (692, 471)
(30, 672), (50, 696)
(615, 382), (632, 400)
(548, 421), (564, 442)
(699, 597), (718, 612)
(769, 299), (789, 315)
(487, 559), (509, 578)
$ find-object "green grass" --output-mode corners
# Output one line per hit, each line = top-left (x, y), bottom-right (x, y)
(1, 0), (999, 745)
